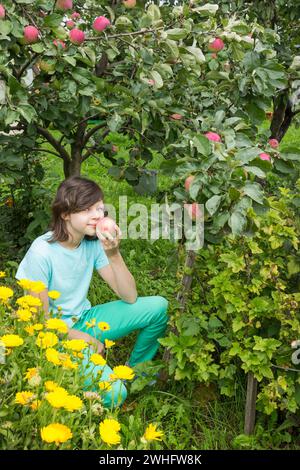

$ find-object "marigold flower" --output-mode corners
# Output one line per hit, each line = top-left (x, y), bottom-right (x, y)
(15, 391), (34, 405)
(48, 290), (61, 300)
(25, 326), (35, 336)
(46, 388), (69, 408)
(17, 279), (33, 290)
(98, 321), (110, 331)
(111, 365), (135, 381)
(104, 339), (115, 349)
(63, 339), (88, 352)
(45, 348), (61, 365)
(143, 423), (164, 442)
(24, 367), (39, 380)
(36, 332), (58, 349)
(29, 280), (47, 294)
(99, 418), (121, 446)
(16, 295), (42, 308)
(46, 318), (68, 334)
(85, 318), (96, 328)
(63, 395), (83, 412)
(90, 353), (106, 366)
(98, 381), (112, 392)
(1, 334), (24, 348)
(0, 286), (14, 302)
(40, 423), (72, 446)
(30, 399), (42, 410)
(45, 381), (60, 392)
(16, 309), (32, 322)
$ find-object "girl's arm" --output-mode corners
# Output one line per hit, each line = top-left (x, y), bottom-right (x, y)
(29, 288), (105, 356)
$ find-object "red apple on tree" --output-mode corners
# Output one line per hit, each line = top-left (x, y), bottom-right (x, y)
(123, 0), (137, 7)
(184, 203), (202, 221)
(69, 29), (85, 45)
(23, 26), (40, 44)
(184, 175), (195, 192)
(0, 4), (5, 19)
(208, 38), (224, 52)
(56, 0), (73, 10)
(93, 16), (111, 32)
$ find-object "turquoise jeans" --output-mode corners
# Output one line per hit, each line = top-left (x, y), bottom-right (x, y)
(70, 295), (168, 408)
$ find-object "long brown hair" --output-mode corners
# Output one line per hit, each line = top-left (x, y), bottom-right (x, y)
(47, 176), (104, 244)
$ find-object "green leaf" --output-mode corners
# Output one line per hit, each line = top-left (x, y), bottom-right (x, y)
(242, 182), (264, 204)
(236, 147), (261, 164)
(206, 195), (222, 216)
(185, 46), (205, 64)
(192, 135), (211, 156)
(193, 3), (219, 16)
(0, 20), (13, 36)
(244, 166), (266, 178)
(150, 70), (163, 88)
(44, 13), (63, 29)
(166, 28), (188, 40)
(18, 104), (37, 123)
(228, 211), (247, 235)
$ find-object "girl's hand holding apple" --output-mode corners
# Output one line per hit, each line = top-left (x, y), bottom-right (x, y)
(96, 217), (122, 257)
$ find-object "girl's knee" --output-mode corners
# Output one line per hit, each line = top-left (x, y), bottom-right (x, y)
(151, 296), (169, 322)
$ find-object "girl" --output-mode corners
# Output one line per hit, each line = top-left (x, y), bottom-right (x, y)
(15, 176), (169, 408)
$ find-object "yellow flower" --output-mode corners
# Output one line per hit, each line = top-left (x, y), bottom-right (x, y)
(36, 332), (58, 349)
(45, 348), (61, 365)
(98, 321), (110, 331)
(90, 353), (106, 367)
(40, 423), (72, 446)
(16, 295), (42, 308)
(0, 286), (14, 302)
(111, 365), (135, 381)
(33, 323), (44, 331)
(16, 308), (32, 322)
(63, 339), (88, 352)
(143, 423), (164, 442)
(64, 395), (83, 412)
(45, 381), (60, 392)
(1, 334), (24, 348)
(48, 290), (61, 300)
(104, 339), (115, 349)
(29, 280), (46, 294)
(98, 381), (112, 392)
(85, 318), (96, 329)
(24, 367), (39, 380)
(46, 318), (68, 334)
(99, 418), (121, 447)
(30, 399), (42, 410)
(25, 326), (35, 336)
(46, 388), (69, 408)
(15, 391), (34, 405)
(17, 279), (33, 290)
(61, 354), (78, 370)
(0, 271), (6, 278)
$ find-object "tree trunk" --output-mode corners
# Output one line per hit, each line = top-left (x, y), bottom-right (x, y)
(63, 146), (83, 178)
(270, 90), (294, 142)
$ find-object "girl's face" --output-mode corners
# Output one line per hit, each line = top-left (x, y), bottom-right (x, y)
(62, 199), (105, 238)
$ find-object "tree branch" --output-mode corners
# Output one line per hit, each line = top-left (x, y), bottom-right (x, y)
(36, 126), (70, 161)
(86, 27), (164, 41)
(83, 123), (106, 147)
(82, 129), (111, 161)
(32, 147), (61, 158)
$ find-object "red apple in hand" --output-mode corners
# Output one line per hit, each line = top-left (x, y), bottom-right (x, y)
(96, 217), (118, 239)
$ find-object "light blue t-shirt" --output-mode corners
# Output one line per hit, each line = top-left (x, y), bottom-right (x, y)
(15, 231), (109, 327)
